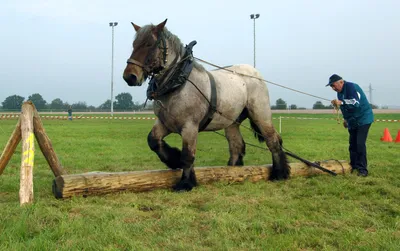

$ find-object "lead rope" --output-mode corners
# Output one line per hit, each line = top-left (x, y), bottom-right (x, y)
(335, 107), (341, 124)
(194, 57), (332, 102)
(194, 57), (341, 122)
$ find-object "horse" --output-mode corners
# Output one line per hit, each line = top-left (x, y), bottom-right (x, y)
(123, 19), (290, 191)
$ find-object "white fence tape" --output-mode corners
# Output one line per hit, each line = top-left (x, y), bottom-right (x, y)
(0, 114), (398, 123)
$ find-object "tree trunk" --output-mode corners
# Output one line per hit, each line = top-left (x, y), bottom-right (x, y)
(53, 160), (350, 199)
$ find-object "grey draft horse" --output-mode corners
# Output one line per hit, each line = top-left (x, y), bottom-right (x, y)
(123, 19), (290, 191)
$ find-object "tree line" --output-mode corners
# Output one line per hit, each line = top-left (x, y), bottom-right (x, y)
(270, 98), (378, 110)
(271, 98), (333, 110)
(0, 93), (152, 112)
(1, 94), (378, 112)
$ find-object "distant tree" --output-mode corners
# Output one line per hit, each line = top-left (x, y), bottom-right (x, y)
(312, 101), (332, 109)
(2, 95), (25, 110)
(27, 93), (47, 110)
(71, 102), (87, 111)
(289, 104), (297, 110)
(141, 101), (154, 110)
(63, 102), (71, 111)
(114, 92), (134, 110)
(99, 100), (111, 110)
(275, 98), (287, 110)
(50, 98), (64, 110)
(132, 101), (144, 111)
(87, 105), (96, 112)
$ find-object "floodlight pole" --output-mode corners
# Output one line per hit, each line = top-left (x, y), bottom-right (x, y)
(250, 14), (260, 68)
(109, 22), (118, 116)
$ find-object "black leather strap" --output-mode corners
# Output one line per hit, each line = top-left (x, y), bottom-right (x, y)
(199, 72), (217, 131)
(147, 41), (197, 100)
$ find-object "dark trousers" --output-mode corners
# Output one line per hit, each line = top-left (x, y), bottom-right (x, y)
(348, 123), (371, 173)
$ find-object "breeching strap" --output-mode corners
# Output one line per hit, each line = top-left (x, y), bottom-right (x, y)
(198, 72), (217, 131)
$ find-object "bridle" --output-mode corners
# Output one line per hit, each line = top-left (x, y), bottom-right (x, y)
(126, 33), (168, 78)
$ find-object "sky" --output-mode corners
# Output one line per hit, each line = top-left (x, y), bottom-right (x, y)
(0, 0), (399, 108)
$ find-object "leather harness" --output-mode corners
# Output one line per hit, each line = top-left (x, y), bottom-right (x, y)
(198, 72), (217, 131)
(127, 38), (217, 132)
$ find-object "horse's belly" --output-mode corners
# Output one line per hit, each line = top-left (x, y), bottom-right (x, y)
(203, 100), (246, 131)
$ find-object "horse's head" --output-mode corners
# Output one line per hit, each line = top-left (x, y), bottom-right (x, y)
(123, 19), (169, 86)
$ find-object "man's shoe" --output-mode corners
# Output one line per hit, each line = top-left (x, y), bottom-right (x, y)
(351, 168), (357, 173)
(357, 171), (368, 177)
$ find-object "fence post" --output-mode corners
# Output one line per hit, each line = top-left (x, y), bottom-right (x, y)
(19, 102), (35, 205)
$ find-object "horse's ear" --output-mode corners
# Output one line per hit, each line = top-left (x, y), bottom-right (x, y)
(156, 19), (168, 31)
(131, 22), (141, 32)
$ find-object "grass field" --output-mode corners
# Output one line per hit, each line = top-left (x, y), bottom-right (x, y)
(1, 113), (400, 250)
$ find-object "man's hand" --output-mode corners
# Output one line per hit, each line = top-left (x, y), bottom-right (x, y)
(343, 120), (348, 128)
(331, 99), (342, 109)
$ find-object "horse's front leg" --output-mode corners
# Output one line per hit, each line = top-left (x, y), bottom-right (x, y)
(147, 120), (182, 169)
(173, 123), (198, 192)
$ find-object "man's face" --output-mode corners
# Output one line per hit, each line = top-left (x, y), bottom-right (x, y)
(330, 80), (343, 92)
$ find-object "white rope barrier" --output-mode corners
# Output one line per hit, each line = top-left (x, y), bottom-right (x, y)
(0, 114), (156, 120)
(0, 114), (398, 122)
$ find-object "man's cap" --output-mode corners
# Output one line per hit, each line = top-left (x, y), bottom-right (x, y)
(326, 74), (342, 86)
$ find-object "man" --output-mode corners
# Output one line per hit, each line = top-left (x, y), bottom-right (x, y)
(327, 74), (374, 177)
(68, 106), (73, 121)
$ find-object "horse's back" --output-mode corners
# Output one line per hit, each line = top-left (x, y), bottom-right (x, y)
(213, 64), (272, 121)
(213, 63), (269, 99)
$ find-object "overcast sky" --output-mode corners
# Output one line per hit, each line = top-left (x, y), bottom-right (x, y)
(1, 0), (399, 108)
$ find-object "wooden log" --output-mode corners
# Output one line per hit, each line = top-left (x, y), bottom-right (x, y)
(53, 160), (350, 199)
(0, 119), (22, 175)
(19, 102), (35, 205)
(32, 108), (66, 177)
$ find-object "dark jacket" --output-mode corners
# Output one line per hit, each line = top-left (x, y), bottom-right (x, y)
(338, 81), (374, 129)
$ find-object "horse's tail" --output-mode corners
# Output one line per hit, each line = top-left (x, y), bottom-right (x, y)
(250, 120), (265, 143)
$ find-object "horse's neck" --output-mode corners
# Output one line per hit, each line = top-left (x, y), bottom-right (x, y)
(154, 42), (183, 83)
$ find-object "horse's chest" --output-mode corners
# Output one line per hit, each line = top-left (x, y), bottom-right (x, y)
(154, 108), (187, 133)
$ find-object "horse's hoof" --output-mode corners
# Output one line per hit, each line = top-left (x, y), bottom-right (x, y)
(172, 181), (194, 192)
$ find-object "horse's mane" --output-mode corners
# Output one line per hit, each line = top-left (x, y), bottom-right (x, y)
(136, 24), (205, 72)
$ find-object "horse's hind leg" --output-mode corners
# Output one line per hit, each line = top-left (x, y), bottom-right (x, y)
(252, 121), (290, 180)
(225, 124), (246, 166)
(173, 123), (198, 191)
(148, 120), (182, 169)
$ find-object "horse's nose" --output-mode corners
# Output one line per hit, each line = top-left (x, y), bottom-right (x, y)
(124, 74), (137, 86)
(129, 74), (137, 86)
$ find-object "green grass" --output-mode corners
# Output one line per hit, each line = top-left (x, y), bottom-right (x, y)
(1, 114), (400, 250)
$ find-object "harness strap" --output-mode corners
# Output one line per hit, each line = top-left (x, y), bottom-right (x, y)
(126, 58), (151, 73)
(199, 72), (217, 132)
(147, 41), (197, 100)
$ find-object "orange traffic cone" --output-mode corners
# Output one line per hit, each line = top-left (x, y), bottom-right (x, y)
(380, 128), (393, 142)
(395, 130), (400, 143)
